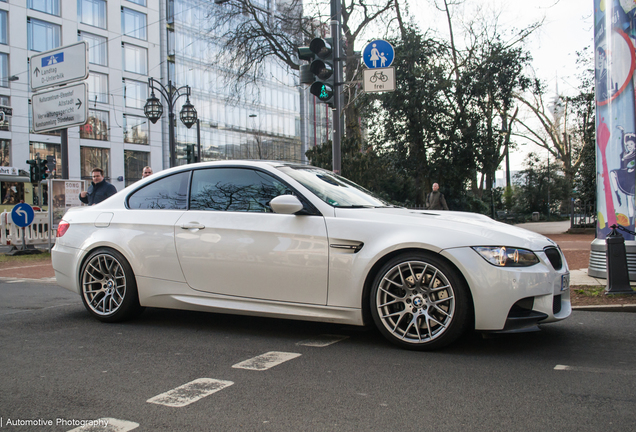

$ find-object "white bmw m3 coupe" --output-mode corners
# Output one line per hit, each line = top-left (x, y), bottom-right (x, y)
(52, 161), (571, 350)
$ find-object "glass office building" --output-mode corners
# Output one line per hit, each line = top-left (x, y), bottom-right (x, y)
(165, 0), (303, 165)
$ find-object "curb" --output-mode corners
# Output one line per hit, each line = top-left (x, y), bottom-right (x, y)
(572, 304), (636, 312)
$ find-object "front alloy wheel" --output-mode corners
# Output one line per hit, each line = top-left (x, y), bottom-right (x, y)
(370, 253), (470, 350)
(80, 248), (143, 322)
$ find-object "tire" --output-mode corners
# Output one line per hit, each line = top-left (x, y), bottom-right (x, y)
(370, 252), (471, 350)
(79, 248), (144, 322)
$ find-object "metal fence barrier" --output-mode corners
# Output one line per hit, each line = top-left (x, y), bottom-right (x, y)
(0, 210), (53, 246)
(570, 199), (596, 229)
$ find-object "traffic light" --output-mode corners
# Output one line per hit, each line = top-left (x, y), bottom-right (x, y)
(185, 144), (197, 164)
(297, 46), (315, 85)
(38, 158), (49, 181)
(309, 37), (335, 107)
(297, 37), (336, 107)
(26, 159), (38, 183)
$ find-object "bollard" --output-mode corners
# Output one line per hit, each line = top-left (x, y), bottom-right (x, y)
(605, 225), (635, 294)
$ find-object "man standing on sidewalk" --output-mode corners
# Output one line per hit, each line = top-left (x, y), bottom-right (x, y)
(426, 183), (449, 210)
(79, 168), (117, 205)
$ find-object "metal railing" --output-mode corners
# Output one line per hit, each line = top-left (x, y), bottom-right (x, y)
(570, 199), (596, 229)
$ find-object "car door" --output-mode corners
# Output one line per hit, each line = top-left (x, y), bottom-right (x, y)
(174, 167), (329, 305)
(124, 171), (190, 282)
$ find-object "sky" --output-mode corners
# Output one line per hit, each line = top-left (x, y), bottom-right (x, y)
(407, 0), (595, 171)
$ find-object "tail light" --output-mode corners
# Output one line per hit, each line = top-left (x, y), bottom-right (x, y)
(57, 221), (70, 237)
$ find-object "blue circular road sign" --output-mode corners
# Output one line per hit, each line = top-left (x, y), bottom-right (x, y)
(11, 203), (35, 228)
(363, 40), (395, 69)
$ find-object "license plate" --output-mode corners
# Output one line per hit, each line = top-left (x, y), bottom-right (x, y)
(561, 273), (570, 291)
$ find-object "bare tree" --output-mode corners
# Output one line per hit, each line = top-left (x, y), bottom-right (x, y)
(514, 45), (595, 195)
(514, 84), (591, 190)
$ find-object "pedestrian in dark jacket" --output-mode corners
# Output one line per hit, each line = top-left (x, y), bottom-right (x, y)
(425, 183), (449, 210)
(79, 168), (117, 205)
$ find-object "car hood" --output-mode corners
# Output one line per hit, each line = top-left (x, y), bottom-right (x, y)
(333, 208), (557, 251)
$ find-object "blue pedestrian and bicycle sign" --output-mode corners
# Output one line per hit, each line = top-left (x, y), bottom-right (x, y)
(11, 203), (35, 228)
(363, 40), (395, 69)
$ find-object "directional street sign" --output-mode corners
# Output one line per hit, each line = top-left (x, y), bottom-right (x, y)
(32, 82), (88, 133)
(363, 39), (395, 69)
(11, 203), (35, 228)
(363, 67), (396, 93)
(30, 41), (89, 91)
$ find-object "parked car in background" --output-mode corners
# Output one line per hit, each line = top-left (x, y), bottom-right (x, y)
(52, 161), (571, 350)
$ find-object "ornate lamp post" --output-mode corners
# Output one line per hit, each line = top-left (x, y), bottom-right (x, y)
(144, 78), (198, 167)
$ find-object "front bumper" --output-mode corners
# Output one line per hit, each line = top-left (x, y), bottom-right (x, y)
(441, 247), (571, 331)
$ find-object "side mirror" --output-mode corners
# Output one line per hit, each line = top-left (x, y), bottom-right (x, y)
(269, 195), (304, 214)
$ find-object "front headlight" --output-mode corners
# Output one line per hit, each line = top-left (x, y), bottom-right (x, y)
(472, 246), (540, 267)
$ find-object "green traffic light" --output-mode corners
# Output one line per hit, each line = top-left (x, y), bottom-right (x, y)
(310, 82), (334, 102)
(320, 86), (329, 99)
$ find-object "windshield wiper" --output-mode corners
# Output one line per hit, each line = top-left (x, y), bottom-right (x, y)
(337, 205), (376, 208)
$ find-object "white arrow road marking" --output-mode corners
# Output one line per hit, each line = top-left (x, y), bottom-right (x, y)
(66, 418), (139, 431)
(555, 364), (636, 376)
(232, 351), (301, 371)
(297, 334), (349, 347)
(147, 378), (234, 407)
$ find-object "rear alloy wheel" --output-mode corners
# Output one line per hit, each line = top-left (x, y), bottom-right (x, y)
(370, 253), (470, 350)
(80, 248), (143, 322)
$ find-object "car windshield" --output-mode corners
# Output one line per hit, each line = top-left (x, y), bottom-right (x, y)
(278, 166), (390, 208)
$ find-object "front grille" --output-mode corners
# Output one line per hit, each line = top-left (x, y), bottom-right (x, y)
(544, 247), (563, 270)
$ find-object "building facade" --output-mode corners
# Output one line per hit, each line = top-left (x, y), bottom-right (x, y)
(0, 0), (162, 209)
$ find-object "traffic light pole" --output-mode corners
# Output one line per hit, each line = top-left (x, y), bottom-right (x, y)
(61, 128), (69, 179)
(331, 0), (342, 175)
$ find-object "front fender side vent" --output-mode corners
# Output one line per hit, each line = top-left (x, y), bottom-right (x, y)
(330, 242), (364, 253)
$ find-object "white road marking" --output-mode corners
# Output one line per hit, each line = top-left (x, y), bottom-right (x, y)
(232, 351), (301, 371)
(66, 417), (139, 431)
(297, 334), (349, 347)
(555, 364), (636, 376)
(0, 277), (58, 283)
(147, 378), (234, 407)
(0, 263), (52, 271)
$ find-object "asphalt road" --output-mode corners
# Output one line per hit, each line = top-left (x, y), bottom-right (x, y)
(1, 280), (635, 431)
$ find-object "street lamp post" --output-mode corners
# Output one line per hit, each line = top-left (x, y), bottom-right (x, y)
(547, 151), (550, 221)
(144, 78), (198, 167)
(249, 114), (263, 159)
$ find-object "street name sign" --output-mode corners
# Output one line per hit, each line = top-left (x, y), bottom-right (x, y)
(30, 41), (89, 91)
(32, 82), (88, 133)
(363, 67), (396, 93)
(363, 40), (395, 69)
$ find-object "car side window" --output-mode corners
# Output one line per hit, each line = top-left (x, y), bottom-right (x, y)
(190, 168), (293, 212)
(128, 171), (189, 209)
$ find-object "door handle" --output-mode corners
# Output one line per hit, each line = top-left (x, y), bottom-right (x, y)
(181, 223), (205, 230)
